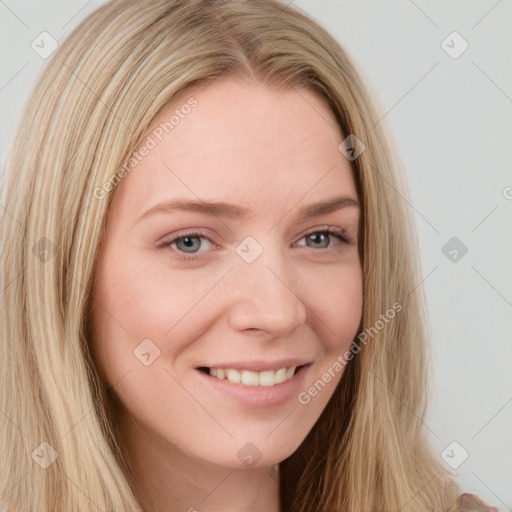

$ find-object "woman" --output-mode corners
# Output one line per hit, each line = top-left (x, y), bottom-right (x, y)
(0, 0), (498, 510)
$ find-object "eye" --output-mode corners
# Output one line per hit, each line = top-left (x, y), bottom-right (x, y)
(160, 230), (215, 261)
(159, 226), (350, 262)
(296, 227), (349, 249)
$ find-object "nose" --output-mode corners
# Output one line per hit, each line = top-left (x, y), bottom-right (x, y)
(227, 247), (308, 337)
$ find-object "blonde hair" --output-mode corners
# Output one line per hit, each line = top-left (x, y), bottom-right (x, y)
(0, 0), (459, 510)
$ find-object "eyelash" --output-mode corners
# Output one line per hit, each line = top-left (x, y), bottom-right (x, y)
(160, 227), (350, 262)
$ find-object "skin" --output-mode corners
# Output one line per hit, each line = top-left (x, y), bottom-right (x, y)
(90, 75), (363, 512)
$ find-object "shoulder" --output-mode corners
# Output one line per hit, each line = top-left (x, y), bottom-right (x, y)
(455, 493), (498, 512)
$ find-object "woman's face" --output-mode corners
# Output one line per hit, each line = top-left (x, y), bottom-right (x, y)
(90, 76), (362, 470)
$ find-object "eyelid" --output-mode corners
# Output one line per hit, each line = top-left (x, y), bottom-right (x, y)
(157, 229), (215, 250)
(159, 225), (350, 247)
(297, 225), (350, 245)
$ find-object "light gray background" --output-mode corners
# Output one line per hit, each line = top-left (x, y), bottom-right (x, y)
(1, 0), (511, 509)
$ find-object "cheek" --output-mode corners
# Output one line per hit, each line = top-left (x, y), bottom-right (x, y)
(89, 251), (228, 382)
(294, 264), (362, 419)
(308, 261), (363, 350)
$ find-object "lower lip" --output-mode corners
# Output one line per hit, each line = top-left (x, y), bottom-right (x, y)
(195, 365), (310, 408)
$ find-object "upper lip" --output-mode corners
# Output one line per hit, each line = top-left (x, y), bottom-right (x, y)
(195, 359), (311, 372)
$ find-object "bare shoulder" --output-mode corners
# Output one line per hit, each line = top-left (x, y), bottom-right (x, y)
(456, 493), (499, 512)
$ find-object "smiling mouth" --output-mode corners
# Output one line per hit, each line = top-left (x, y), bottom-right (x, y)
(197, 366), (303, 387)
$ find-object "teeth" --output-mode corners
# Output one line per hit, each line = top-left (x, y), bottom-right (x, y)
(275, 367), (288, 384)
(226, 369), (241, 383)
(208, 366), (297, 386)
(259, 370), (275, 386)
(241, 370), (259, 386)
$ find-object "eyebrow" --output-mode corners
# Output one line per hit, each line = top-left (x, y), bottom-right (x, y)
(136, 195), (359, 225)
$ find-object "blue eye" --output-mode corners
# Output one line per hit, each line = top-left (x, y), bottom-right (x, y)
(174, 235), (203, 253)
(164, 231), (213, 261)
(161, 227), (350, 262)
(300, 229), (349, 249)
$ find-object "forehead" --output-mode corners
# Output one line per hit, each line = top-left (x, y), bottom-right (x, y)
(111, 76), (356, 220)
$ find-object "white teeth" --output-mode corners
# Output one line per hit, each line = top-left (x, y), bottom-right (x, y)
(275, 367), (288, 384)
(226, 369), (241, 383)
(241, 370), (259, 386)
(259, 370), (275, 387)
(207, 366), (297, 386)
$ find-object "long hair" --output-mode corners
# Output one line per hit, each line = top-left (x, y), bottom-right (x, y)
(0, 0), (459, 510)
